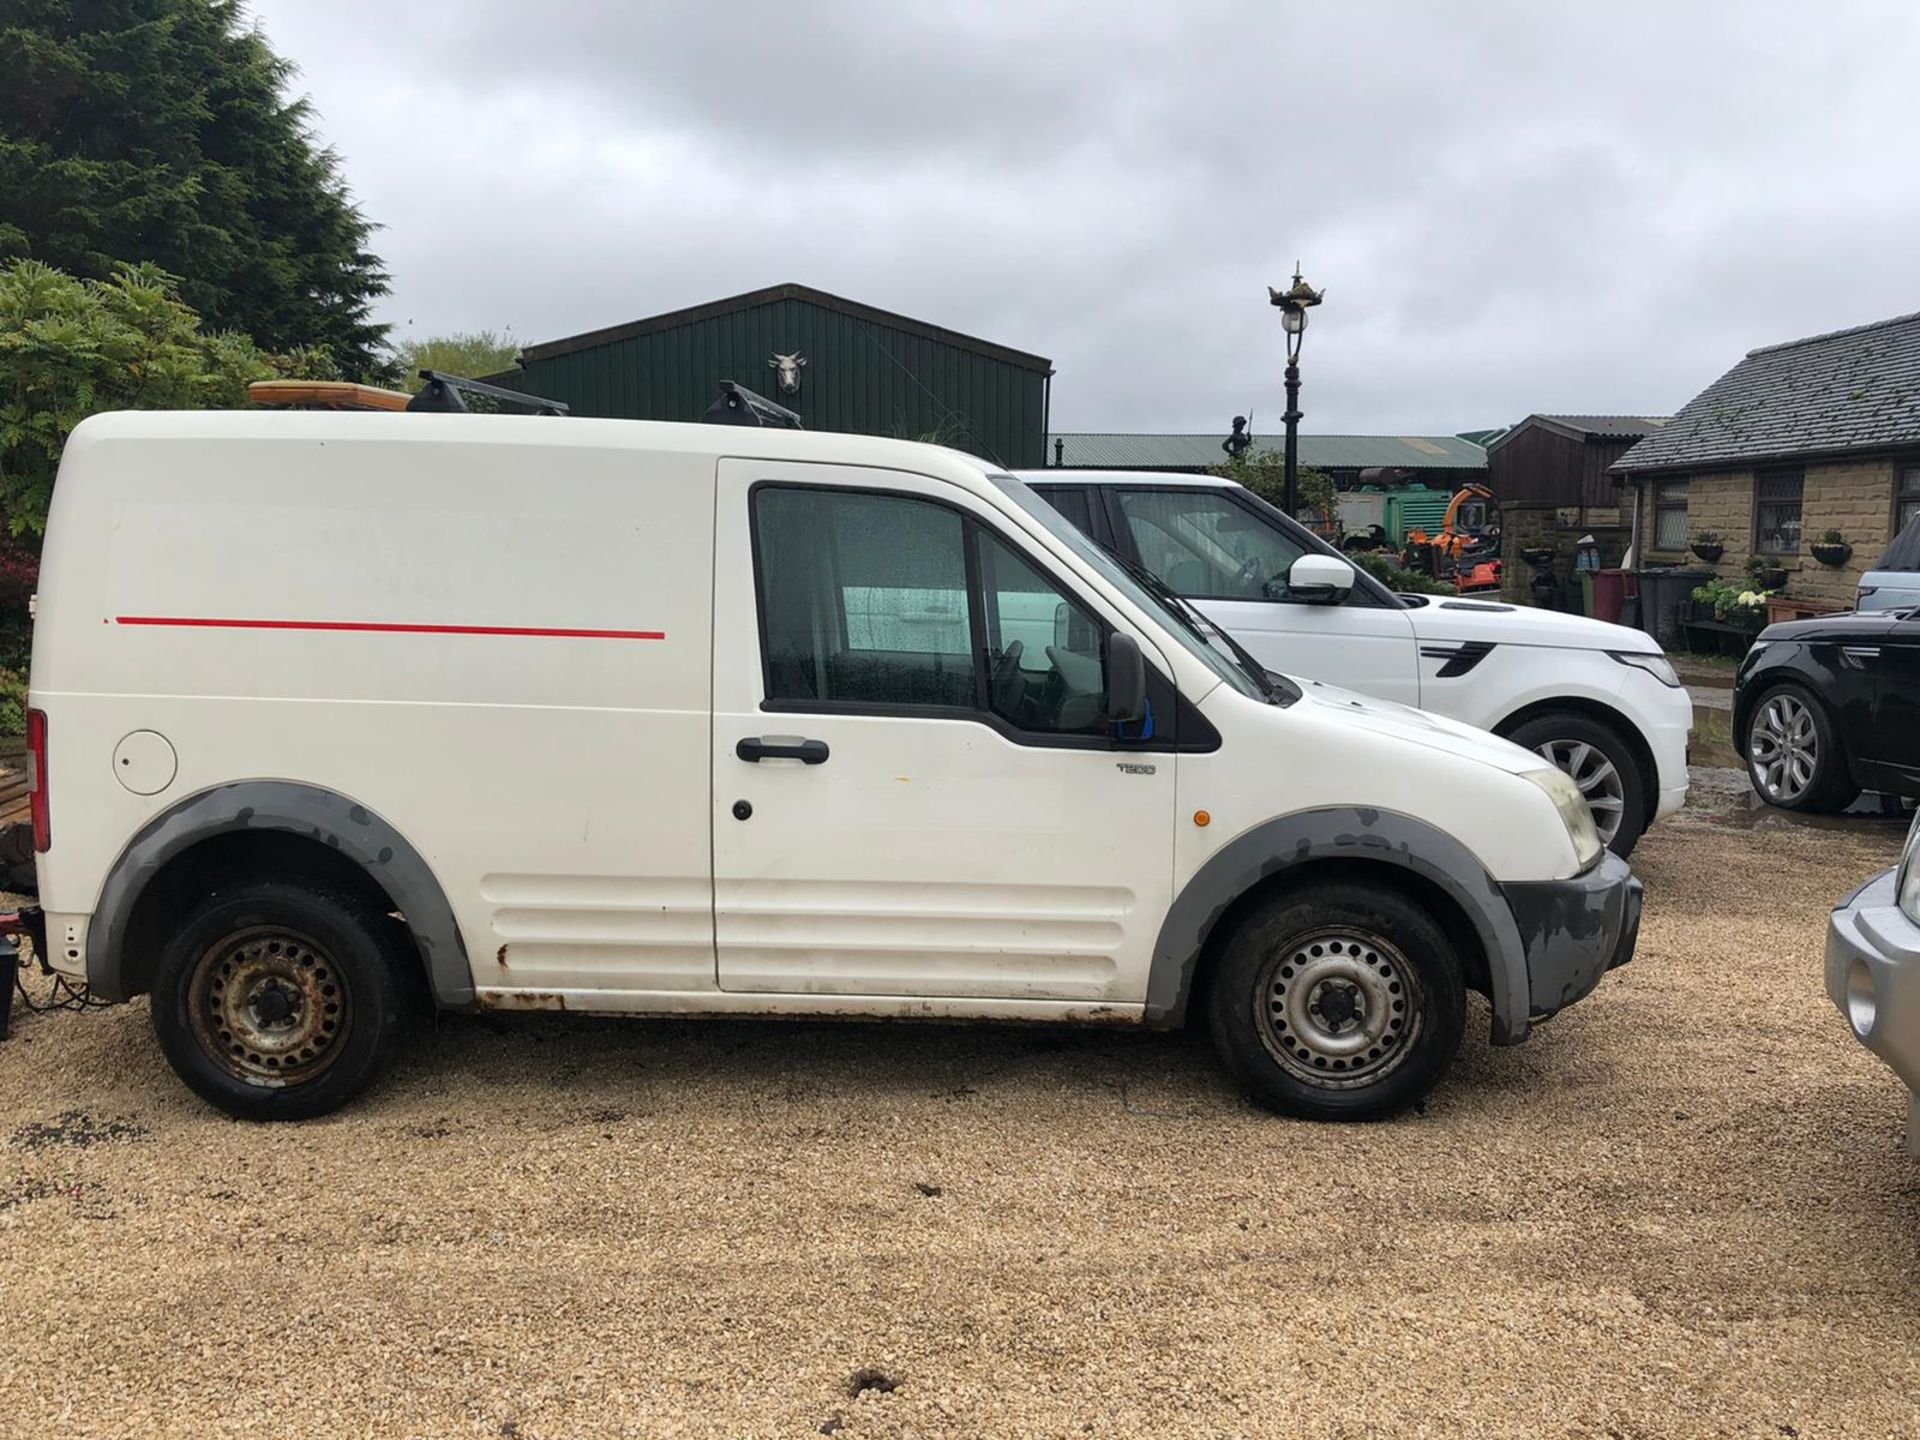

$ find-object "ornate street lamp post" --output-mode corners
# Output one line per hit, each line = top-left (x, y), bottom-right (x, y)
(1268, 264), (1325, 517)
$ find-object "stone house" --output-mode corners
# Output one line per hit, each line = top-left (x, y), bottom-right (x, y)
(1611, 311), (1920, 610)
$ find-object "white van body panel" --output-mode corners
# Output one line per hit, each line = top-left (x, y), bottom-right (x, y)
(708, 459), (1177, 1003)
(36, 413), (718, 997)
(36, 412), (1594, 1031)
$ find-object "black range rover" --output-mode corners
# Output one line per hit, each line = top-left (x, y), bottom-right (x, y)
(1733, 609), (1920, 810)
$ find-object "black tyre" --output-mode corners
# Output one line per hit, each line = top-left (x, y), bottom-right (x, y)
(1743, 682), (1858, 812)
(150, 881), (406, 1120)
(1506, 711), (1647, 858)
(1207, 881), (1465, 1121)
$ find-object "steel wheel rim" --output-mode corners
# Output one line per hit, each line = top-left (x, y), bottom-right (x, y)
(1748, 693), (1817, 802)
(187, 926), (351, 1086)
(1533, 737), (1627, 846)
(1254, 929), (1423, 1089)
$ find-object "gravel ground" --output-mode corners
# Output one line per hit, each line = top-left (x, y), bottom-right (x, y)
(2, 777), (1917, 1438)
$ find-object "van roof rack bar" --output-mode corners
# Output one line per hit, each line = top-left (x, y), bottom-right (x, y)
(702, 381), (803, 429)
(407, 371), (570, 416)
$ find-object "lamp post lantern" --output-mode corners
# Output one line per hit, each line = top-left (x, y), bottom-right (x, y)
(1268, 264), (1325, 518)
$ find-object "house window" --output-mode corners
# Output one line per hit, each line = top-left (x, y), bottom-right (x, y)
(1754, 467), (1803, 555)
(1899, 463), (1920, 535)
(1652, 478), (1690, 550)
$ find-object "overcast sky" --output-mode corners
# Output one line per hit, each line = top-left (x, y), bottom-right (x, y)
(248, 1), (1920, 436)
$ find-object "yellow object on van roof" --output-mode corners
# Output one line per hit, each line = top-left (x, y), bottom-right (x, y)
(248, 380), (412, 411)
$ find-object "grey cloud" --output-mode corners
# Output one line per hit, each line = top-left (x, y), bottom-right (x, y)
(250, 0), (1920, 433)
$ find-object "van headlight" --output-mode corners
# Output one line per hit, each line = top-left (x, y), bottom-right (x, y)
(1898, 809), (1920, 923)
(1522, 766), (1605, 872)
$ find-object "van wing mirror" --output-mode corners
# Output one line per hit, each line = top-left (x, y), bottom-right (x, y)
(1285, 553), (1356, 605)
(1104, 632), (1147, 725)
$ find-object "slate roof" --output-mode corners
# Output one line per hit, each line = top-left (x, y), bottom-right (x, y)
(1611, 311), (1920, 475)
(1046, 432), (1487, 472)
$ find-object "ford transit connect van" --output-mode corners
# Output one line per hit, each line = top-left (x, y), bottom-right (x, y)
(29, 412), (1640, 1121)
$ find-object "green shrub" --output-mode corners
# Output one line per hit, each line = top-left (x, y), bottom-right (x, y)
(1345, 548), (1453, 595)
(0, 259), (279, 537)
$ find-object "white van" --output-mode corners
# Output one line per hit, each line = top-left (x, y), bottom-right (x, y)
(28, 412), (1641, 1121)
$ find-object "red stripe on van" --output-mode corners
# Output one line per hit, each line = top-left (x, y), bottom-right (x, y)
(114, 616), (666, 640)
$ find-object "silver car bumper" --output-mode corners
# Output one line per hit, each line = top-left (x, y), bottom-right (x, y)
(1826, 868), (1920, 1154)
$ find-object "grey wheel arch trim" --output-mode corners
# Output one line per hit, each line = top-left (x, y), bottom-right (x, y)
(1144, 806), (1532, 1045)
(84, 781), (472, 1006)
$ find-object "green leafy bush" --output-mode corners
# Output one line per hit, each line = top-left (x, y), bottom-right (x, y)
(1345, 548), (1453, 595)
(0, 259), (275, 537)
(1692, 576), (1773, 628)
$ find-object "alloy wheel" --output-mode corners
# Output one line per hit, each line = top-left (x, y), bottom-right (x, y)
(1748, 691), (1818, 803)
(1534, 738), (1628, 846)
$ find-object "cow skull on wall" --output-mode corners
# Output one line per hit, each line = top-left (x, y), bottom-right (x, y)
(770, 351), (807, 395)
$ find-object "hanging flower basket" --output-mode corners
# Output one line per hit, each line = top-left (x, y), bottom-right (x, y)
(1810, 540), (1852, 567)
(1752, 565), (1789, 590)
(1520, 546), (1555, 567)
(1689, 541), (1724, 564)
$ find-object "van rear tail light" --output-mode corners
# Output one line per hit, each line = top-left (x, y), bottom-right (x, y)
(26, 707), (48, 852)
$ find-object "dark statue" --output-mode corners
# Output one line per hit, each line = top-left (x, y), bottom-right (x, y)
(1222, 415), (1253, 458)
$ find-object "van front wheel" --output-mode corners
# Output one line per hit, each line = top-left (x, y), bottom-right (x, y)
(1207, 881), (1465, 1120)
(151, 881), (405, 1121)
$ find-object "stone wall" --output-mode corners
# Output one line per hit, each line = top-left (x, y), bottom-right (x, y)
(1634, 460), (1895, 605)
(1499, 504), (1631, 606)
(1798, 460), (1897, 601)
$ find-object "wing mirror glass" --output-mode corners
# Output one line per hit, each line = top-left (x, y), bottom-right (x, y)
(1104, 631), (1147, 723)
(1286, 553), (1355, 605)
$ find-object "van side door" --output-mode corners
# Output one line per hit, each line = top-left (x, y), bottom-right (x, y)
(1101, 484), (1421, 705)
(710, 460), (1177, 1006)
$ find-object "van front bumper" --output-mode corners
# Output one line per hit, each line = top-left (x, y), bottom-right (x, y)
(1502, 852), (1643, 1024)
(1826, 868), (1920, 1154)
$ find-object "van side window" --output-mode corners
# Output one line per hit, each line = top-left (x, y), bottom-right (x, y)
(974, 530), (1109, 735)
(1116, 488), (1306, 601)
(754, 487), (976, 708)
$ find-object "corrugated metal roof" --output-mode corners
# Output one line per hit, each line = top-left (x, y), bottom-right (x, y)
(1611, 311), (1920, 474)
(1483, 414), (1669, 454)
(1535, 414), (1670, 439)
(1046, 432), (1487, 471)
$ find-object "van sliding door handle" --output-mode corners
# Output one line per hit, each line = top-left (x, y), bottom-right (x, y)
(735, 736), (830, 765)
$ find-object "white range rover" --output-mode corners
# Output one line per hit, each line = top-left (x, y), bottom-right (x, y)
(1019, 470), (1692, 856)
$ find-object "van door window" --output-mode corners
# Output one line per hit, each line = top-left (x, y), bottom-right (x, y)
(974, 530), (1109, 735)
(753, 487), (977, 708)
(1116, 488), (1306, 601)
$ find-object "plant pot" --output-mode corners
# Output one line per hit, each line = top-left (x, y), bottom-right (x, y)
(1753, 566), (1789, 590)
(1690, 543), (1725, 564)
(1810, 542), (1852, 567)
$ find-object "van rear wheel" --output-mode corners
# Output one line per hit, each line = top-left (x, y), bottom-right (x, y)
(1208, 881), (1464, 1120)
(151, 881), (405, 1121)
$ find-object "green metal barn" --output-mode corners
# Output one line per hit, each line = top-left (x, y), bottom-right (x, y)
(489, 282), (1054, 468)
